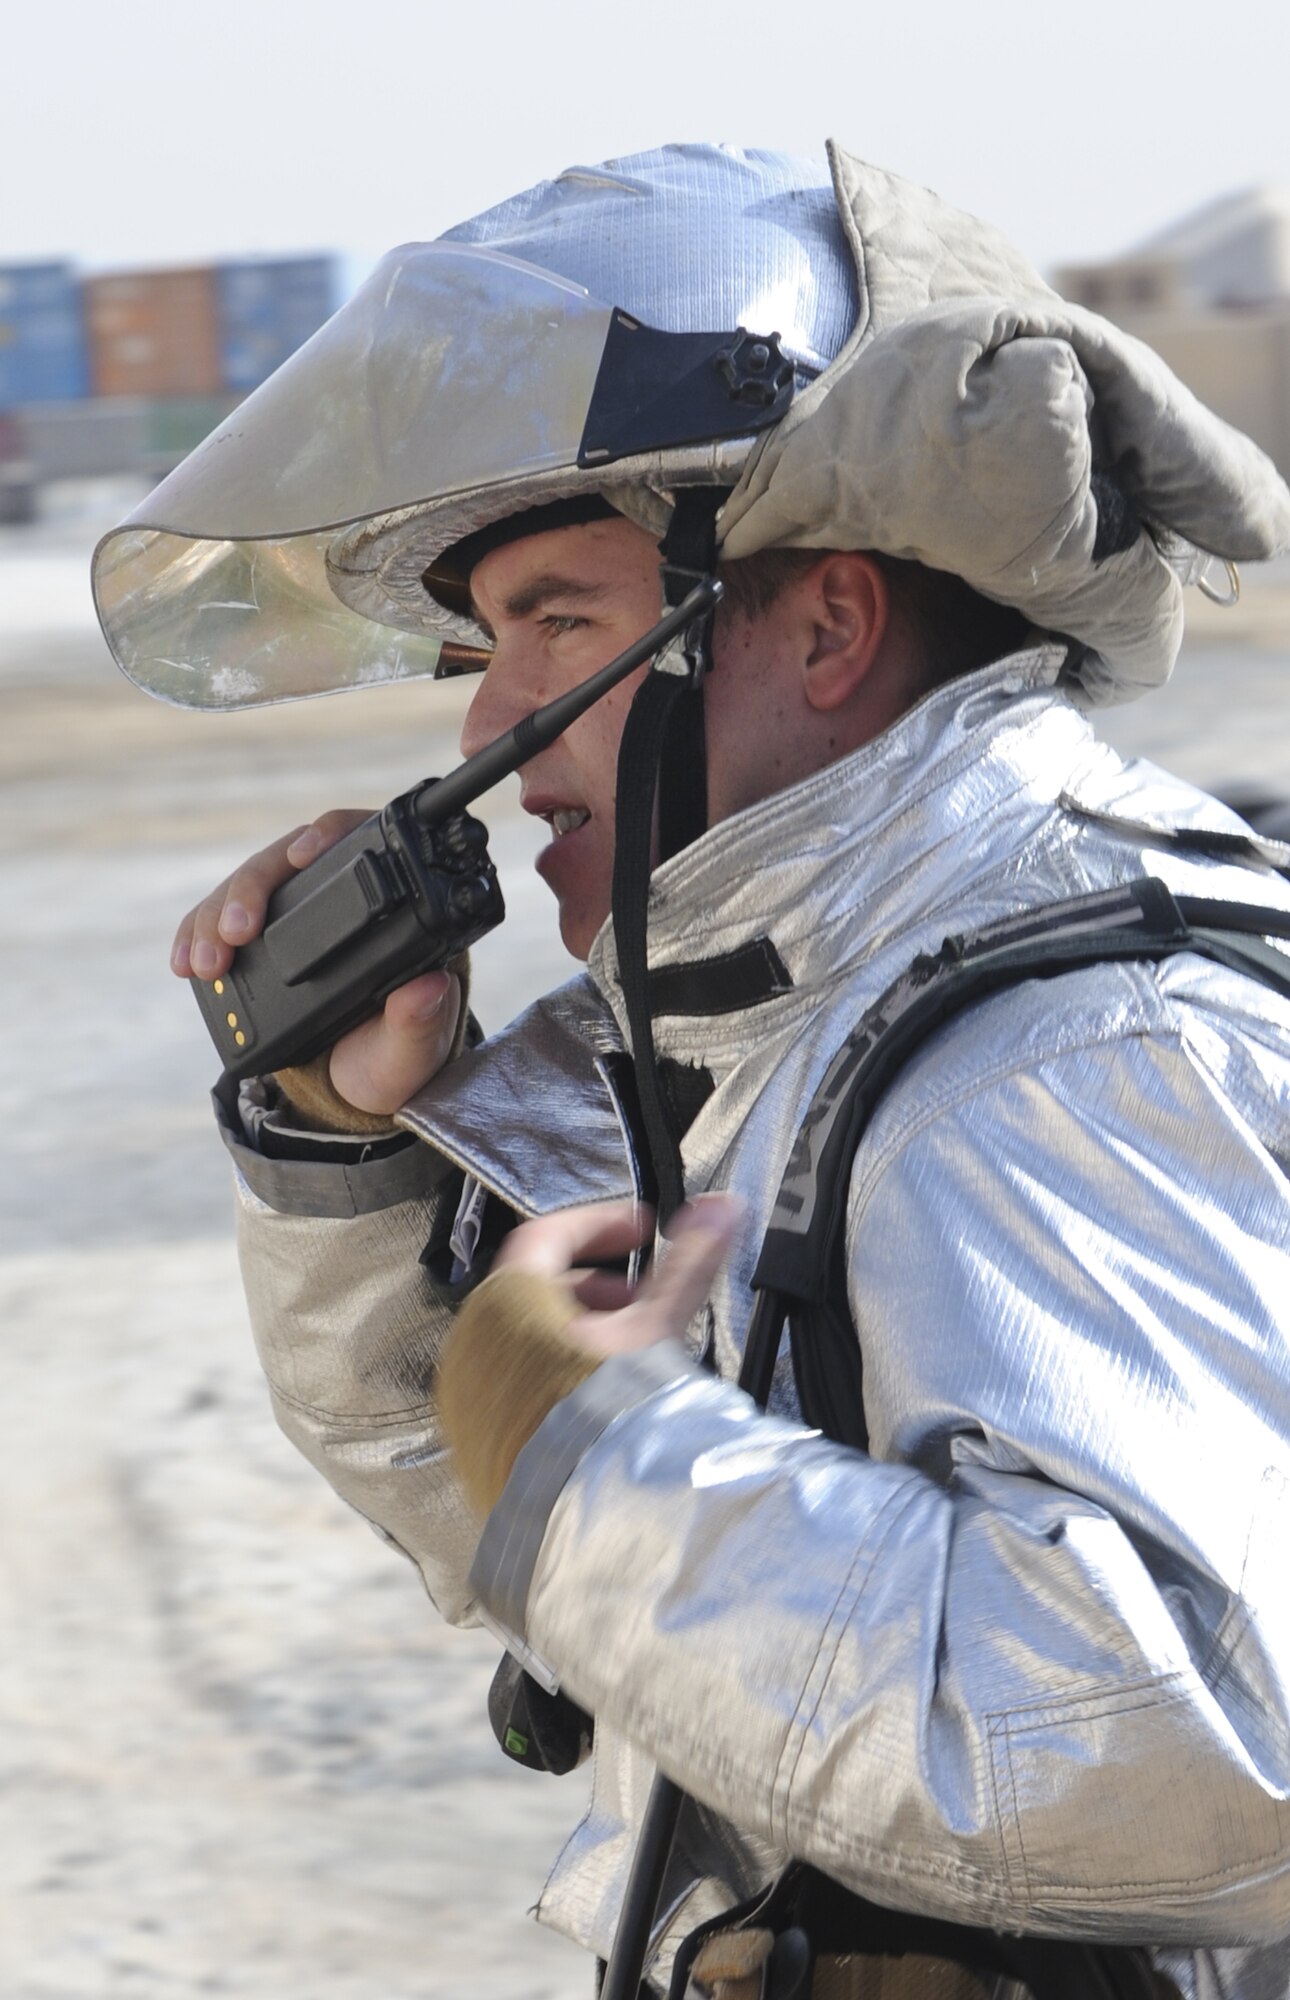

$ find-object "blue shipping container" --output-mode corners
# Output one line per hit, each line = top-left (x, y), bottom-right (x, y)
(216, 256), (336, 393)
(0, 263), (89, 407)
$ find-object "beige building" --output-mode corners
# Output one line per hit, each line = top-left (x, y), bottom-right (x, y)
(1057, 188), (1290, 477)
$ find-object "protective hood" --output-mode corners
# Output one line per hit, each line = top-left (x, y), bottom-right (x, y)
(720, 145), (1290, 706)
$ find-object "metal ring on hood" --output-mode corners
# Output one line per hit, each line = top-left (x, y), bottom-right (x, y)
(1197, 556), (1242, 607)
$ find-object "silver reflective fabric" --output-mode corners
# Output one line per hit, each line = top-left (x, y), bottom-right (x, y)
(92, 147), (854, 710)
(238, 658), (1290, 1998)
(439, 145), (856, 374)
(232, 1158), (486, 1627)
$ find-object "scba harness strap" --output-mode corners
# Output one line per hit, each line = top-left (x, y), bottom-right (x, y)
(609, 869), (1290, 2000)
(746, 872), (1290, 1439)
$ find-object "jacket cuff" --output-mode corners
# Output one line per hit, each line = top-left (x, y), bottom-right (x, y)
(214, 1071), (454, 1218)
(469, 1340), (698, 1645)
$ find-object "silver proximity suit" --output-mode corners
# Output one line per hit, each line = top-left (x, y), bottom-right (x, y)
(227, 646), (1290, 1997)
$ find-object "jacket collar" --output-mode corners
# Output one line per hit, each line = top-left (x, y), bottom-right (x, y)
(586, 644), (1085, 1073)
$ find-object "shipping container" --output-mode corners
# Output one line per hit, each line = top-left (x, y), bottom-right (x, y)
(14, 394), (242, 482)
(0, 262), (88, 407)
(85, 266), (222, 399)
(18, 397), (150, 480)
(0, 410), (36, 521)
(216, 255), (336, 391)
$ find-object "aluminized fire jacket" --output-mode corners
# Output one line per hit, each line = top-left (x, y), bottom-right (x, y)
(226, 646), (1290, 1997)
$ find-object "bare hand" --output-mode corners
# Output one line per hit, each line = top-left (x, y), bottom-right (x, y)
(170, 811), (463, 1113)
(494, 1194), (744, 1360)
(170, 810), (373, 982)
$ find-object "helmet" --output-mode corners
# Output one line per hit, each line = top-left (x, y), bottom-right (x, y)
(93, 140), (1290, 714)
(91, 146), (856, 711)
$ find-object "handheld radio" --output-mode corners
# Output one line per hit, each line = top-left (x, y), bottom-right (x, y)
(193, 580), (721, 1079)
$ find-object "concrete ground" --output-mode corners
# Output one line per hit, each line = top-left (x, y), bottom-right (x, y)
(2, 488), (1287, 1998)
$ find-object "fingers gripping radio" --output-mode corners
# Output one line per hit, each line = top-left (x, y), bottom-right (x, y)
(193, 788), (502, 1079)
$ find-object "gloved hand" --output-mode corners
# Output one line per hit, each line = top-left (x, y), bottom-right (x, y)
(274, 951), (472, 1133)
(437, 1195), (741, 1516)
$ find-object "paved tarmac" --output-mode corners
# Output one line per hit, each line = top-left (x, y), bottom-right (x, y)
(2, 490), (1286, 1998)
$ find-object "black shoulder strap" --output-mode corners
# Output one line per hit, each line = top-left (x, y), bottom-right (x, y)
(746, 874), (1290, 1443)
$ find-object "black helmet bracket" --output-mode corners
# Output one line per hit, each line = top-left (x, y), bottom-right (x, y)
(578, 313), (795, 468)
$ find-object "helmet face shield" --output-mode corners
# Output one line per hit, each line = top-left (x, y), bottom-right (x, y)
(92, 245), (617, 709)
(93, 521), (444, 710)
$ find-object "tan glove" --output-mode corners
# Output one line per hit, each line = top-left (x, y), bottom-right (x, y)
(274, 953), (472, 1135)
(438, 1194), (741, 1518)
(271, 1053), (403, 1134)
(436, 1268), (598, 1517)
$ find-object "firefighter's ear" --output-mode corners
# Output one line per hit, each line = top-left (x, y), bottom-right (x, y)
(801, 553), (889, 713)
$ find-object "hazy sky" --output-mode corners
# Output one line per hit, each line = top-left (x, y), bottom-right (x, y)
(6, 0), (1289, 286)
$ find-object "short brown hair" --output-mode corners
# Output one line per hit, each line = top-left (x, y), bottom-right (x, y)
(717, 547), (1031, 689)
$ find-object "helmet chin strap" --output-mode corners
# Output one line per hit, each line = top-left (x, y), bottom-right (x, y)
(609, 488), (724, 1226)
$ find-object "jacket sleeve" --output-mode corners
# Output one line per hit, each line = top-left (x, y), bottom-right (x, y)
(221, 1084), (486, 1627)
(471, 993), (1290, 1943)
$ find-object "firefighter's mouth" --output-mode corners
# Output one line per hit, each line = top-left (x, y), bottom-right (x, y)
(544, 808), (591, 838)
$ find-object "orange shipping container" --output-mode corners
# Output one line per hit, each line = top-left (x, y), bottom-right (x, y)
(85, 267), (222, 399)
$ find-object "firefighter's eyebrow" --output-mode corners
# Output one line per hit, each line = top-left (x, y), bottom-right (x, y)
(470, 573), (611, 638)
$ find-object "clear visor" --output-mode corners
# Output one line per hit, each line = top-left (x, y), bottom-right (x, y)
(91, 243), (614, 709)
